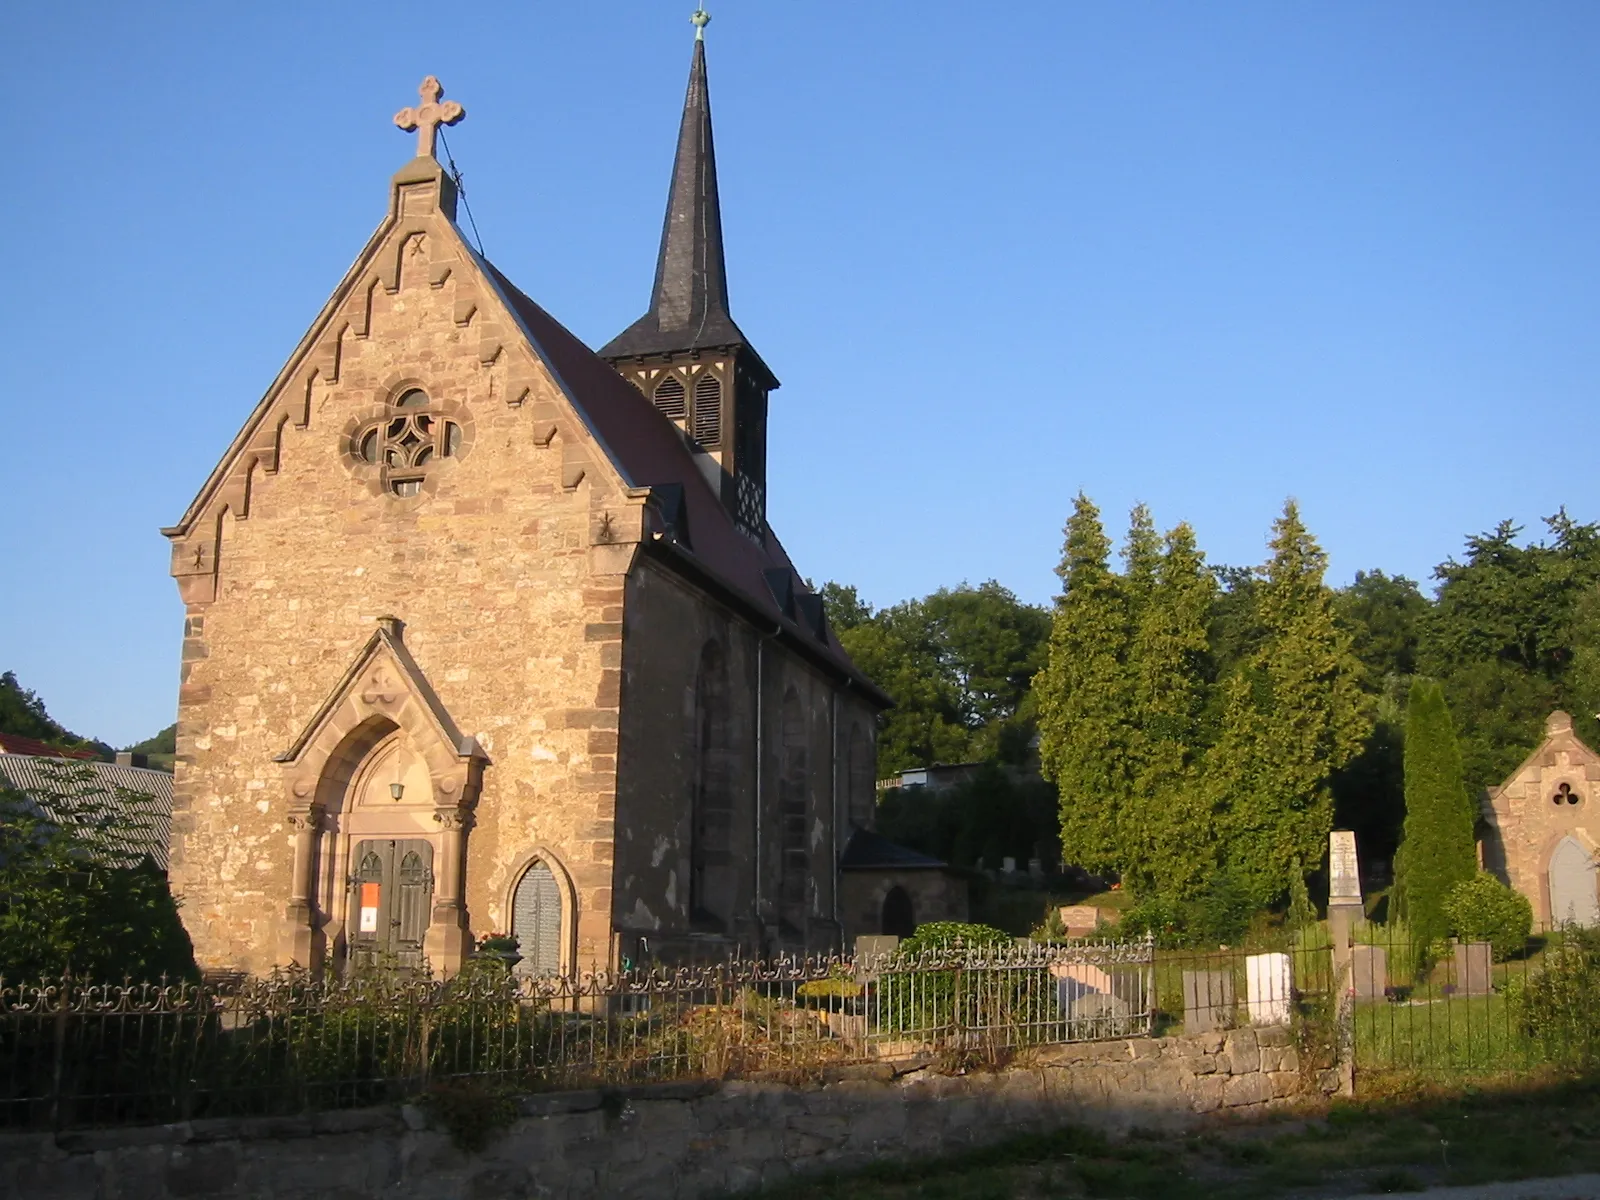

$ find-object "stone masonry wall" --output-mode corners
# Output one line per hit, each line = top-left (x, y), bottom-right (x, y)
(2, 1028), (1330, 1200)
(166, 164), (637, 975)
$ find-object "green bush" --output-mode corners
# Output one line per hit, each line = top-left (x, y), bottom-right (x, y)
(1120, 896), (1187, 949)
(882, 922), (1033, 1044)
(1443, 873), (1533, 962)
(1509, 928), (1600, 1066)
(895, 921), (1011, 956)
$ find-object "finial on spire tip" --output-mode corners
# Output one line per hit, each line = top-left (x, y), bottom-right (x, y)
(692, 5), (710, 40)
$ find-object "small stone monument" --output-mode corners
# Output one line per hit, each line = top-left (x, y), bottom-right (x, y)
(1057, 905), (1102, 937)
(1454, 941), (1493, 995)
(1328, 830), (1363, 924)
(854, 935), (899, 963)
(1352, 943), (1388, 999)
(1246, 952), (1293, 1025)
(1183, 969), (1235, 1032)
(1327, 829), (1363, 990)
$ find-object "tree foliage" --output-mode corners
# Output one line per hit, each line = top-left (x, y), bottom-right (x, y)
(1208, 502), (1373, 907)
(0, 670), (113, 760)
(1036, 495), (1132, 877)
(1420, 513), (1600, 791)
(875, 765), (1060, 871)
(829, 581), (1049, 774)
(1395, 679), (1478, 951)
(0, 760), (196, 981)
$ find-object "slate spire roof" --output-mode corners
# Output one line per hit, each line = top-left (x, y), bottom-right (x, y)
(600, 33), (759, 366)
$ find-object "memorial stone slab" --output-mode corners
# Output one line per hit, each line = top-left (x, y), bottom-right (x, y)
(1329, 830), (1361, 907)
(1183, 969), (1235, 1032)
(1352, 943), (1387, 999)
(1057, 905), (1103, 937)
(1454, 941), (1493, 995)
(1246, 952), (1293, 1025)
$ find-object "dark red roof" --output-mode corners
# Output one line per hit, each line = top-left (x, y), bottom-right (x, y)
(0, 732), (98, 759)
(478, 260), (887, 705)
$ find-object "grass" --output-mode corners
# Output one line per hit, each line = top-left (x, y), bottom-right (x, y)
(749, 1074), (1600, 1198)
(1354, 994), (1543, 1073)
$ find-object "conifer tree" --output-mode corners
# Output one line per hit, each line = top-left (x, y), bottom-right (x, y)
(1037, 494), (1132, 876)
(1121, 503), (1162, 622)
(1126, 522), (1217, 898)
(1209, 502), (1372, 907)
(1396, 679), (1477, 950)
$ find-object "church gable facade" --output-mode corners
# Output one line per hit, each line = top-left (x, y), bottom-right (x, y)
(1482, 711), (1600, 928)
(164, 54), (887, 979)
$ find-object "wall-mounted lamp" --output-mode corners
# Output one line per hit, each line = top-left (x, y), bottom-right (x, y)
(390, 781), (405, 801)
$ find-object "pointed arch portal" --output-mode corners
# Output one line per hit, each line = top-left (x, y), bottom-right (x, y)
(1549, 836), (1599, 928)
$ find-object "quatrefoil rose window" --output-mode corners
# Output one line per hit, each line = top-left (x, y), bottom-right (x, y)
(353, 388), (464, 497)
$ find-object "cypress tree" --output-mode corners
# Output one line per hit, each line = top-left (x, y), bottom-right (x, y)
(1121, 503), (1162, 622)
(1126, 522), (1217, 899)
(1037, 494), (1132, 877)
(1397, 679), (1477, 950)
(1210, 502), (1372, 907)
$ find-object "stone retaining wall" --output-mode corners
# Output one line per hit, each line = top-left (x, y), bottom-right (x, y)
(2, 1027), (1333, 1199)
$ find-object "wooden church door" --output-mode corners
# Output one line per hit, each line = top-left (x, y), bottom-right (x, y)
(347, 838), (434, 972)
(1549, 836), (1599, 928)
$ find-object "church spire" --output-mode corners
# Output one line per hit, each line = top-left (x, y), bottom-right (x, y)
(601, 8), (778, 542)
(601, 9), (747, 360)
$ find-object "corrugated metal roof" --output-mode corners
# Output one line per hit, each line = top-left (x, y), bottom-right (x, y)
(0, 753), (173, 872)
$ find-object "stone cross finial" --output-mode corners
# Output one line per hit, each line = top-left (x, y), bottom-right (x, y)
(394, 76), (465, 160)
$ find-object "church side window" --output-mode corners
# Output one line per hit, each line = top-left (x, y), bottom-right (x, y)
(691, 641), (734, 923)
(353, 387), (465, 497)
(847, 724), (873, 829)
(512, 860), (563, 977)
(779, 690), (808, 918)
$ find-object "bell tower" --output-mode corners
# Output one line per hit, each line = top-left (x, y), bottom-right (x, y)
(599, 7), (779, 542)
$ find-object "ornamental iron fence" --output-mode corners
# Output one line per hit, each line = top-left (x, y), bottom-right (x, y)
(0, 936), (1154, 1130)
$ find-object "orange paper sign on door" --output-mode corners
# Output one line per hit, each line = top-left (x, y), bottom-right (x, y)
(359, 882), (380, 933)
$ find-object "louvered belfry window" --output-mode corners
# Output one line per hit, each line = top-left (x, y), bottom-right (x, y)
(692, 372), (722, 445)
(653, 375), (687, 420)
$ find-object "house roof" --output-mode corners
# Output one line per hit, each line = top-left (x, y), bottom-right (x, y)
(477, 260), (888, 704)
(840, 828), (949, 871)
(0, 753), (174, 872)
(0, 733), (98, 760)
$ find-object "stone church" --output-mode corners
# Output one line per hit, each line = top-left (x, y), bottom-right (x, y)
(1482, 711), (1600, 928)
(161, 23), (902, 979)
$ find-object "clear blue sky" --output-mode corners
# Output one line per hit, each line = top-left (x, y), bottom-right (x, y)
(4, 2), (1597, 746)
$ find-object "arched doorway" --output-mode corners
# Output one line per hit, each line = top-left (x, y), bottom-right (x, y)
(511, 860), (563, 977)
(313, 721), (442, 975)
(882, 885), (916, 938)
(347, 839), (434, 973)
(1549, 837), (1599, 927)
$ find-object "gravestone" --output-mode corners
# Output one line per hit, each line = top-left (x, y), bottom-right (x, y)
(1183, 969), (1235, 1032)
(1246, 952), (1293, 1025)
(1453, 941), (1493, 995)
(1329, 830), (1361, 907)
(1058, 905), (1102, 937)
(854, 935), (899, 962)
(1352, 943), (1387, 999)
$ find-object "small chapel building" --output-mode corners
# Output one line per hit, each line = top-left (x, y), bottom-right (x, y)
(1481, 711), (1600, 928)
(161, 22), (899, 979)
